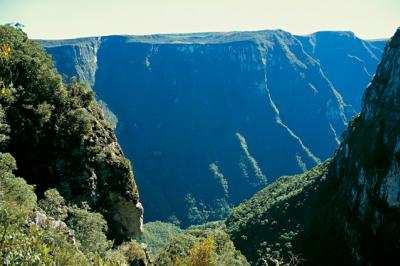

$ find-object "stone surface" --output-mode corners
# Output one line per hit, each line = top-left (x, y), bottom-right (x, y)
(225, 28), (400, 265)
(41, 30), (385, 225)
(327, 28), (400, 264)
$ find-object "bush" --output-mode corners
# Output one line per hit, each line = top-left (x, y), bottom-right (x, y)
(0, 153), (88, 264)
(187, 235), (217, 266)
(226, 162), (330, 264)
(66, 206), (112, 255)
(154, 225), (249, 266)
(38, 188), (68, 220)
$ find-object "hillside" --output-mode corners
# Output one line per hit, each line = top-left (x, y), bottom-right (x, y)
(41, 30), (385, 226)
(226, 28), (400, 265)
(0, 25), (147, 264)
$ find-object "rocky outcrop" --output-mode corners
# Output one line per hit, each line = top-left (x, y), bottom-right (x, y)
(226, 28), (399, 265)
(80, 106), (144, 239)
(324, 27), (400, 264)
(29, 211), (76, 245)
(0, 26), (143, 242)
(41, 30), (385, 225)
(42, 37), (101, 86)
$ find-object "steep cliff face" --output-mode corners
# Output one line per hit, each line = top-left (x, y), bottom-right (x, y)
(298, 31), (386, 111)
(41, 30), (384, 225)
(324, 28), (400, 264)
(42, 37), (101, 86)
(226, 29), (400, 265)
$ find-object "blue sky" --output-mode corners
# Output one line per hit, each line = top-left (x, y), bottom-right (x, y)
(0, 0), (398, 39)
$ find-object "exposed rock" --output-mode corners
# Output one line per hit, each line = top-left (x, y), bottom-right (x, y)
(29, 211), (76, 245)
(226, 28), (400, 265)
(0, 26), (143, 242)
(109, 193), (144, 237)
(42, 30), (385, 225)
(42, 37), (101, 86)
(325, 28), (400, 264)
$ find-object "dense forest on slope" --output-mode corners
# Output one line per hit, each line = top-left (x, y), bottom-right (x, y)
(226, 163), (330, 264)
(226, 28), (400, 265)
(0, 25), (148, 264)
(42, 31), (385, 226)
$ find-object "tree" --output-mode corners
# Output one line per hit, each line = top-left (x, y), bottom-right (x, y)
(38, 188), (68, 220)
(187, 236), (217, 266)
(67, 206), (112, 255)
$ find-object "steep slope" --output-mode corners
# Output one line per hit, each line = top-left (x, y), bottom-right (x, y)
(0, 25), (142, 242)
(226, 162), (330, 265)
(0, 151), (149, 264)
(322, 27), (400, 264)
(42, 30), (384, 226)
(298, 31), (386, 111)
(41, 37), (101, 86)
(226, 28), (400, 265)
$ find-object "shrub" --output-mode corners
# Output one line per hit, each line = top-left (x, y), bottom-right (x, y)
(154, 225), (249, 266)
(66, 206), (112, 255)
(38, 188), (68, 220)
(187, 235), (217, 266)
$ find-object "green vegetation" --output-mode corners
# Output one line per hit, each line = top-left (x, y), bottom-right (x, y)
(0, 24), (141, 242)
(226, 162), (330, 265)
(0, 25), (147, 264)
(0, 23), (245, 266)
(0, 152), (136, 264)
(135, 220), (249, 265)
(153, 223), (249, 265)
(137, 221), (182, 257)
(0, 155), (85, 264)
(185, 193), (230, 226)
(38, 188), (68, 220)
(67, 205), (112, 255)
(225, 31), (400, 265)
(0, 22), (395, 266)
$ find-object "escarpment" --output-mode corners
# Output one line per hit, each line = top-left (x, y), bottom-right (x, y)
(320, 27), (400, 264)
(42, 30), (385, 226)
(226, 28), (400, 265)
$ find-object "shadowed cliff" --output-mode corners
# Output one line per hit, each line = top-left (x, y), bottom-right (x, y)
(42, 30), (385, 225)
(226, 28), (400, 265)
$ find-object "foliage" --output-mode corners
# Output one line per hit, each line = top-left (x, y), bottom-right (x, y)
(0, 24), (140, 241)
(187, 235), (217, 266)
(67, 205), (112, 255)
(185, 194), (230, 226)
(114, 240), (149, 265)
(0, 151), (148, 265)
(137, 221), (182, 257)
(226, 162), (330, 265)
(0, 105), (10, 149)
(0, 152), (15, 175)
(0, 25), (146, 265)
(38, 188), (68, 220)
(0, 152), (88, 264)
(186, 193), (210, 225)
(154, 224), (249, 266)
